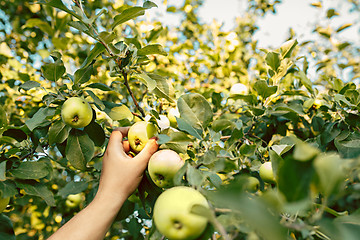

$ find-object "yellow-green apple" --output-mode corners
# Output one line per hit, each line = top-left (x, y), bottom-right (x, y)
(148, 149), (184, 188)
(65, 193), (83, 209)
(128, 121), (157, 153)
(0, 197), (10, 213)
(245, 176), (260, 192)
(167, 107), (180, 128)
(259, 162), (276, 183)
(230, 83), (248, 95)
(153, 186), (209, 240)
(61, 97), (93, 128)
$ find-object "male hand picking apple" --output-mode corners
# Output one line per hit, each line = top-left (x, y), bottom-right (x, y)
(61, 97), (93, 129)
(153, 186), (209, 240)
(148, 149), (184, 188)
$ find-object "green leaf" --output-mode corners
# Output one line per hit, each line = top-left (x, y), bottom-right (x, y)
(336, 23), (352, 33)
(313, 153), (345, 196)
(39, 0), (82, 20)
(57, 181), (89, 198)
(86, 82), (112, 91)
(335, 131), (360, 158)
(0, 105), (8, 131)
(0, 161), (5, 181)
(18, 81), (41, 91)
(212, 119), (235, 132)
(25, 107), (56, 131)
(0, 181), (17, 198)
(158, 131), (191, 153)
(84, 122), (106, 147)
(65, 129), (95, 170)
(240, 143), (257, 157)
(254, 80), (277, 99)
(293, 142), (319, 161)
(11, 161), (51, 180)
(177, 93), (212, 129)
(24, 18), (54, 35)
(41, 61), (66, 81)
(211, 189), (287, 240)
(86, 90), (105, 110)
(143, 1), (158, 9)
(280, 39), (298, 59)
(98, 32), (117, 44)
(298, 70), (313, 94)
(138, 44), (167, 56)
(133, 72), (156, 90)
(68, 21), (92, 36)
(81, 42), (106, 68)
(148, 73), (175, 102)
(103, 102), (133, 121)
(74, 64), (93, 85)
(191, 204), (214, 220)
(277, 156), (314, 202)
(265, 52), (281, 71)
(186, 165), (205, 187)
(48, 120), (71, 145)
(16, 181), (56, 206)
(112, 6), (146, 29)
(0, 215), (15, 240)
(177, 118), (203, 140)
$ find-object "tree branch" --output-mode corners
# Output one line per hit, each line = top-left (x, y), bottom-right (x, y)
(122, 71), (146, 118)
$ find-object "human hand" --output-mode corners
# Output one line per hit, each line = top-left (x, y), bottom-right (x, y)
(95, 127), (158, 204)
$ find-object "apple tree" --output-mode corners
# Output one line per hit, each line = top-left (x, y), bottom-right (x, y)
(0, 0), (360, 239)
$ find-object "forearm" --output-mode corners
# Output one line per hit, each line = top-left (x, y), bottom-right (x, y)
(48, 191), (126, 240)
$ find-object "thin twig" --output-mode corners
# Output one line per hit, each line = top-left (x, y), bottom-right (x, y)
(122, 71), (146, 117)
(73, 0), (146, 117)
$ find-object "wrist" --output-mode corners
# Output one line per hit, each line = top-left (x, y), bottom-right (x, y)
(93, 188), (127, 211)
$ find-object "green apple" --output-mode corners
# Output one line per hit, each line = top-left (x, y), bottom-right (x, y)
(245, 176), (260, 192)
(65, 193), (83, 209)
(153, 186), (209, 240)
(168, 107), (180, 128)
(259, 162), (276, 183)
(0, 197), (10, 213)
(148, 149), (184, 188)
(230, 83), (248, 95)
(128, 121), (157, 153)
(61, 97), (93, 128)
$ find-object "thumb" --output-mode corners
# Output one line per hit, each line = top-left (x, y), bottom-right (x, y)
(134, 139), (158, 164)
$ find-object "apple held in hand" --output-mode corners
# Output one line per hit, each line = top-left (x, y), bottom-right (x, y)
(0, 197), (10, 213)
(61, 97), (93, 128)
(148, 149), (184, 188)
(259, 162), (276, 183)
(65, 193), (83, 209)
(128, 121), (157, 153)
(153, 186), (209, 240)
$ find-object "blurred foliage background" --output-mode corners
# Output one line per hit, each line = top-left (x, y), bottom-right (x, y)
(0, 0), (360, 239)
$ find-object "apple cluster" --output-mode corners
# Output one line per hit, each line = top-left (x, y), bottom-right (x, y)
(127, 122), (210, 240)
